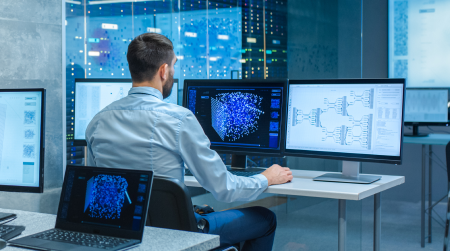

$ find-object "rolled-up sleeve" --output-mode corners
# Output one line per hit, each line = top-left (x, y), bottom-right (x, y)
(178, 112), (268, 203)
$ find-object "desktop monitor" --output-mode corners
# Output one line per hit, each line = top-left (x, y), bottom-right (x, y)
(0, 89), (45, 193)
(285, 79), (405, 183)
(183, 79), (287, 168)
(73, 79), (178, 146)
(403, 88), (449, 137)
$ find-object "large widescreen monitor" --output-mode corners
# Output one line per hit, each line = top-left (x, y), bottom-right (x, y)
(0, 89), (45, 193)
(285, 79), (405, 165)
(183, 79), (287, 167)
(389, 0), (450, 87)
(74, 79), (178, 145)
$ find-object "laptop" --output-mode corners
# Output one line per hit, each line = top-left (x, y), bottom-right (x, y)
(10, 165), (153, 251)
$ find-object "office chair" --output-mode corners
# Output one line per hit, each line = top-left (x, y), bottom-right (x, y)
(146, 176), (238, 251)
(444, 142), (450, 251)
(147, 177), (198, 232)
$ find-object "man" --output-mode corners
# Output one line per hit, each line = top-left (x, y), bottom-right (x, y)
(86, 33), (293, 251)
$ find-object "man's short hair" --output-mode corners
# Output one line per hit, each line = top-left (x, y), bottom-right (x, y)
(127, 33), (174, 83)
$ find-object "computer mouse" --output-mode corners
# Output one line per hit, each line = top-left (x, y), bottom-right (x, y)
(0, 238), (6, 249)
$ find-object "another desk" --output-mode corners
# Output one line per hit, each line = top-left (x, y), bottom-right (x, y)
(0, 208), (219, 251)
(403, 134), (450, 247)
(185, 170), (404, 251)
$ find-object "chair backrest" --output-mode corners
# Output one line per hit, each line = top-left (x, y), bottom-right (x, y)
(146, 176), (198, 232)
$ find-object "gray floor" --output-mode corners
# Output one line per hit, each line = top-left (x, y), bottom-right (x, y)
(192, 191), (448, 251)
(360, 200), (446, 251)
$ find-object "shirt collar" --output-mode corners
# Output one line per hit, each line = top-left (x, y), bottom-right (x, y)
(128, 87), (163, 101)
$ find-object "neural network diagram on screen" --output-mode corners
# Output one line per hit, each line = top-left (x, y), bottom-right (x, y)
(286, 84), (404, 156)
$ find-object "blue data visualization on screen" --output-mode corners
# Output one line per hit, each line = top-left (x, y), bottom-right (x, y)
(74, 81), (178, 140)
(0, 92), (42, 188)
(188, 86), (283, 150)
(286, 84), (404, 157)
(59, 169), (150, 231)
(389, 0), (450, 87)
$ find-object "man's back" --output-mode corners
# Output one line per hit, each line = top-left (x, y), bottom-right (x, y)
(86, 87), (189, 180)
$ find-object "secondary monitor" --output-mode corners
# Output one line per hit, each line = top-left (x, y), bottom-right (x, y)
(285, 79), (405, 183)
(403, 88), (449, 137)
(183, 79), (287, 168)
(74, 79), (178, 145)
(0, 89), (45, 193)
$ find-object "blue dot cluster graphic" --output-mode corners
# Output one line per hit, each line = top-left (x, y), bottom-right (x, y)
(23, 144), (35, 158)
(211, 92), (264, 141)
(88, 175), (128, 220)
(24, 129), (35, 139)
(24, 111), (36, 125)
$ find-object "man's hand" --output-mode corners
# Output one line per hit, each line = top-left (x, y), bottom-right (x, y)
(261, 164), (293, 186)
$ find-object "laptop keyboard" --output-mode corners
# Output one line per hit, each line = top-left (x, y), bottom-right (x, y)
(32, 229), (132, 249)
(185, 169), (262, 177)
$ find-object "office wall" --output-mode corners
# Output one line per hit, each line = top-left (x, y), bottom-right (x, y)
(0, 0), (64, 213)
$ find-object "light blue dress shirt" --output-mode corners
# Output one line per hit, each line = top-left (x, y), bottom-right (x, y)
(85, 87), (268, 203)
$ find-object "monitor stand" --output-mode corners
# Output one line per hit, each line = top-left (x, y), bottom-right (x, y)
(404, 124), (428, 137)
(313, 161), (381, 184)
(230, 154), (265, 172)
(231, 154), (247, 169)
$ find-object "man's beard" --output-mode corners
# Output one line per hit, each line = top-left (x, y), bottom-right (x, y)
(162, 71), (174, 99)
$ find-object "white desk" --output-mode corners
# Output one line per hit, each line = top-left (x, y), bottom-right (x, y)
(403, 134), (450, 247)
(0, 208), (219, 251)
(185, 169), (405, 251)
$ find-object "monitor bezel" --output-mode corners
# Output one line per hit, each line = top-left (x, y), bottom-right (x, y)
(73, 78), (179, 146)
(284, 78), (405, 164)
(0, 88), (45, 193)
(403, 87), (449, 124)
(183, 79), (288, 157)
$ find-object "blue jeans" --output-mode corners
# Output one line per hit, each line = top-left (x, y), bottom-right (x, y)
(195, 206), (277, 251)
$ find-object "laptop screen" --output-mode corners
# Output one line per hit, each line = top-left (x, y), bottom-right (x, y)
(56, 166), (153, 239)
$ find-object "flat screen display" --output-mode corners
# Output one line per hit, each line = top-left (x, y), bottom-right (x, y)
(184, 80), (286, 155)
(285, 81), (405, 163)
(0, 90), (44, 189)
(389, 0), (450, 87)
(58, 166), (153, 233)
(404, 89), (448, 122)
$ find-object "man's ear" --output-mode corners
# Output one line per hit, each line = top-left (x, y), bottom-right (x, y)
(159, 63), (169, 81)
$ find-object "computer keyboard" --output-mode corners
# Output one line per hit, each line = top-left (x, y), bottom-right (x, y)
(32, 229), (132, 249)
(185, 168), (262, 177)
(0, 225), (25, 241)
